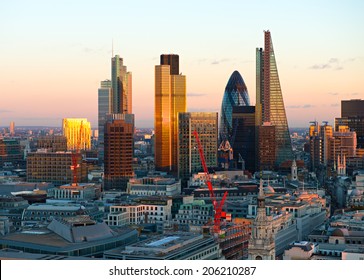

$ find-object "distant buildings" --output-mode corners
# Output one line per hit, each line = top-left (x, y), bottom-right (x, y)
(62, 118), (91, 151)
(0, 139), (22, 168)
(154, 54), (186, 173)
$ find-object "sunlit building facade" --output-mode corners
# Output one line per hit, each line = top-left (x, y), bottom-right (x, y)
(256, 31), (293, 168)
(177, 112), (218, 181)
(111, 55), (132, 114)
(219, 71), (250, 143)
(155, 54), (186, 172)
(62, 118), (91, 151)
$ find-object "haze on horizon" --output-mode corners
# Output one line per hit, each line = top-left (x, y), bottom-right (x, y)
(1, 0), (363, 129)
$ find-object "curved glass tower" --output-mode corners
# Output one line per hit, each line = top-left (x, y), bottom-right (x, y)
(219, 70), (250, 143)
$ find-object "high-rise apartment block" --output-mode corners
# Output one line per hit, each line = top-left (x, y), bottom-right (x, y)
(111, 55), (132, 114)
(177, 112), (218, 181)
(155, 54), (186, 172)
(62, 118), (91, 151)
(103, 114), (134, 191)
(256, 31), (293, 168)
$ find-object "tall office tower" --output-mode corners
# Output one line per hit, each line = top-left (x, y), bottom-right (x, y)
(232, 106), (256, 172)
(160, 54), (179, 75)
(9, 121), (15, 136)
(37, 135), (67, 152)
(155, 54), (186, 172)
(219, 71), (250, 143)
(256, 31), (293, 167)
(335, 99), (364, 148)
(177, 112), (218, 182)
(62, 118), (91, 151)
(98, 79), (112, 163)
(104, 114), (134, 191)
(111, 55), (132, 114)
(258, 123), (276, 171)
(248, 180), (275, 260)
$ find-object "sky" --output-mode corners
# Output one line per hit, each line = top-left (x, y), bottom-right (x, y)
(1, 0), (363, 129)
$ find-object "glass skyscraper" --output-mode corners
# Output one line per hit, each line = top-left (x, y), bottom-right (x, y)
(219, 71), (250, 143)
(155, 54), (186, 172)
(111, 55), (132, 114)
(256, 31), (293, 167)
(98, 80), (112, 163)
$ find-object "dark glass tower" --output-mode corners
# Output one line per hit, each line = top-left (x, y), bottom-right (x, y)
(219, 71), (250, 144)
(256, 31), (293, 167)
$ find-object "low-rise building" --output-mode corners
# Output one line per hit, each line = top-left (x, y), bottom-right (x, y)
(127, 177), (181, 196)
(104, 232), (222, 260)
(0, 215), (138, 258)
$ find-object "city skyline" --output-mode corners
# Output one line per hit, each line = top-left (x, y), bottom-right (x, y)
(1, 0), (364, 128)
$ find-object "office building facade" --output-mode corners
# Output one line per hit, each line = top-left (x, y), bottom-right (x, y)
(98, 79), (112, 163)
(111, 55), (132, 114)
(232, 106), (256, 172)
(155, 54), (186, 172)
(103, 114), (134, 191)
(177, 112), (218, 181)
(62, 118), (91, 151)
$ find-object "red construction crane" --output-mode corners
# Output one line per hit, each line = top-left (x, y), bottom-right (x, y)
(70, 121), (83, 186)
(193, 130), (228, 233)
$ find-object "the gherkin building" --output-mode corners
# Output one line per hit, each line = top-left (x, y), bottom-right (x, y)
(219, 71), (250, 143)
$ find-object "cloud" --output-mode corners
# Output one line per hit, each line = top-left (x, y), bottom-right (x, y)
(309, 57), (342, 70)
(329, 58), (339, 63)
(331, 104), (339, 107)
(328, 92), (339, 96)
(309, 64), (331, 70)
(211, 58), (229, 65)
(351, 92), (360, 96)
(287, 104), (314, 109)
(302, 104), (314, 108)
(187, 93), (207, 97)
(0, 109), (12, 114)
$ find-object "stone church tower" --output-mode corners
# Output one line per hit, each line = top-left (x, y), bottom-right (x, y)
(248, 179), (275, 260)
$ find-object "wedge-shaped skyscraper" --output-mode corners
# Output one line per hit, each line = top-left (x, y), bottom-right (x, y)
(256, 31), (293, 167)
